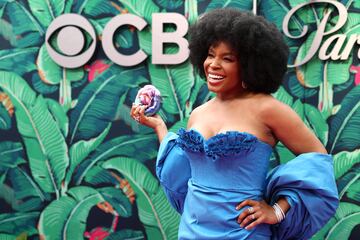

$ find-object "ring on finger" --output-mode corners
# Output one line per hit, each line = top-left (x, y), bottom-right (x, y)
(248, 207), (254, 214)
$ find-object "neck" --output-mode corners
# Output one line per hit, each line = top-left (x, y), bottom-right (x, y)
(215, 89), (254, 102)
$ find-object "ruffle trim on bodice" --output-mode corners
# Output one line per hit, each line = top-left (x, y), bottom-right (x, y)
(176, 128), (258, 160)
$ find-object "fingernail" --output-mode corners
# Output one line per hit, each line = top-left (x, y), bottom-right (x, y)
(236, 206), (239, 210)
(245, 226), (249, 230)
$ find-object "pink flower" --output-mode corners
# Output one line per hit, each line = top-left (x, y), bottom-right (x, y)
(84, 227), (110, 240)
(350, 65), (360, 86)
(85, 60), (110, 82)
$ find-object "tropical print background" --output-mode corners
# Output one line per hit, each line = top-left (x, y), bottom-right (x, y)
(0, 0), (359, 239)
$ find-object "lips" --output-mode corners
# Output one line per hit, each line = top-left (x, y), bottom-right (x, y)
(207, 73), (225, 85)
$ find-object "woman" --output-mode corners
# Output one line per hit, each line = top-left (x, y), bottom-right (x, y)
(131, 8), (338, 240)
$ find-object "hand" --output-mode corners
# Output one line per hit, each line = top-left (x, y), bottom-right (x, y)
(236, 199), (278, 230)
(130, 103), (164, 130)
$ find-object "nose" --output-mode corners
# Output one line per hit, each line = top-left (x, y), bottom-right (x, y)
(209, 58), (220, 68)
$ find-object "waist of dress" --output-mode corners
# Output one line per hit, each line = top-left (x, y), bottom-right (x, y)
(188, 179), (264, 197)
(179, 180), (271, 239)
(188, 176), (266, 194)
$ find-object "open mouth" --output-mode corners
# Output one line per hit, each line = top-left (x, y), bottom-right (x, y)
(207, 73), (225, 84)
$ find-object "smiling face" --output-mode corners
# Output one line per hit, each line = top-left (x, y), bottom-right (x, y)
(203, 41), (243, 97)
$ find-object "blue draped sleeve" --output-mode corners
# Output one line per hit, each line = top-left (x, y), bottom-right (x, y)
(265, 152), (339, 240)
(156, 132), (191, 214)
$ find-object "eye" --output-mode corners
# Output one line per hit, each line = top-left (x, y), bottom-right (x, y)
(45, 14), (97, 68)
(207, 52), (215, 58)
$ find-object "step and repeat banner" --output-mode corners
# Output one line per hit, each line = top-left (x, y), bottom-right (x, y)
(0, 0), (359, 239)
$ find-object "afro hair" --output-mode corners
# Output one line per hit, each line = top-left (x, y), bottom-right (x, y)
(188, 8), (289, 94)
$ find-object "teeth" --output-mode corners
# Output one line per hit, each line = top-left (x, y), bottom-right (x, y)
(208, 73), (224, 80)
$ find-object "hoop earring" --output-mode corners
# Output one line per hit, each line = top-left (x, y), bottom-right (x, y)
(241, 81), (247, 89)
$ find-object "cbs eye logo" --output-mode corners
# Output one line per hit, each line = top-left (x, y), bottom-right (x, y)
(46, 14), (96, 68)
(46, 13), (189, 68)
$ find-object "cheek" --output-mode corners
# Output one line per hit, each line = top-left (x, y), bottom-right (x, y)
(203, 59), (211, 71)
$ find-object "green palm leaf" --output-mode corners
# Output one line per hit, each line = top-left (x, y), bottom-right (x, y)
(184, 0), (198, 24)
(0, 18), (17, 46)
(37, 45), (84, 85)
(69, 65), (147, 144)
(327, 86), (360, 153)
(0, 141), (24, 170)
(4, 1), (44, 44)
(287, 74), (317, 99)
(187, 73), (206, 116)
(0, 212), (39, 236)
(9, 167), (46, 201)
(295, 100), (328, 145)
(0, 104), (11, 130)
(333, 149), (360, 179)
(38, 186), (105, 240)
(0, 182), (45, 212)
(74, 134), (158, 185)
(295, 32), (323, 88)
(31, 72), (58, 95)
(102, 157), (180, 240)
(337, 164), (360, 200)
(154, 0), (183, 10)
(325, 13), (360, 86)
(37, 45), (84, 111)
(260, 0), (302, 30)
(98, 187), (132, 217)
(105, 230), (145, 240)
(346, 178), (360, 202)
(149, 61), (194, 118)
(73, 0), (118, 16)
(325, 202), (360, 240)
(28, 0), (64, 28)
(206, 0), (253, 11)
(66, 124), (111, 187)
(0, 71), (69, 198)
(0, 48), (38, 76)
(0, 234), (16, 240)
(82, 165), (118, 185)
(45, 98), (69, 137)
(120, 0), (160, 23)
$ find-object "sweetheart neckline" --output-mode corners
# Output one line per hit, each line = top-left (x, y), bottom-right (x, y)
(183, 127), (273, 148)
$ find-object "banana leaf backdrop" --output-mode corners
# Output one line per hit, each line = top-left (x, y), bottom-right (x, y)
(0, 0), (359, 239)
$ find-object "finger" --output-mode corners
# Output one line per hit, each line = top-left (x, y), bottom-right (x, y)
(139, 105), (147, 116)
(130, 104), (138, 116)
(245, 217), (264, 230)
(133, 105), (142, 116)
(239, 213), (257, 228)
(237, 206), (259, 223)
(236, 199), (258, 210)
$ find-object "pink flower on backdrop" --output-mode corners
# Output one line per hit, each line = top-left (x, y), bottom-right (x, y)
(84, 227), (110, 240)
(350, 65), (360, 86)
(85, 60), (110, 82)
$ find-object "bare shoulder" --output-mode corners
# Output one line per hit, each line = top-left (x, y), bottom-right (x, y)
(258, 95), (298, 125)
(258, 95), (327, 154)
(187, 101), (212, 128)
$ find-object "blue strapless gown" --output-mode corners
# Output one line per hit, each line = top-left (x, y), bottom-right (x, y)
(156, 128), (339, 240)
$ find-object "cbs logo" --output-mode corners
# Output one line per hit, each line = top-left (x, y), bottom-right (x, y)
(46, 13), (189, 68)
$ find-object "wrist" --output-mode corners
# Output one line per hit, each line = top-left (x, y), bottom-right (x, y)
(154, 121), (167, 142)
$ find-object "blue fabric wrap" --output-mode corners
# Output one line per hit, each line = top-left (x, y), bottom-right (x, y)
(156, 132), (191, 214)
(265, 153), (339, 240)
(156, 129), (339, 239)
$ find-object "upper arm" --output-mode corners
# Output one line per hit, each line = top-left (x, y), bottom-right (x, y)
(263, 99), (327, 155)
